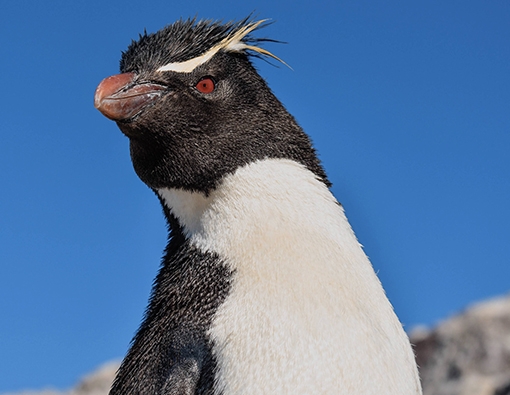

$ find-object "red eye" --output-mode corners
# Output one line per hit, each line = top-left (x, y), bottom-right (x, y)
(196, 77), (215, 94)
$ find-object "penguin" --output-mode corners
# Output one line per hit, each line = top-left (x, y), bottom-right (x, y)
(94, 18), (422, 395)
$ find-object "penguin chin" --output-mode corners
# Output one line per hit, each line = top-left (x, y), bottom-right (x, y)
(116, 120), (142, 138)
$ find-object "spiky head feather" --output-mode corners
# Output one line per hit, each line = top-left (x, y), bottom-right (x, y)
(120, 18), (285, 74)
(107, 17), (329, 193)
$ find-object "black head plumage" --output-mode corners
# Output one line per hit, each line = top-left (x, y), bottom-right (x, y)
(120, 18), (278, 74)
(95, 17), (329, 195)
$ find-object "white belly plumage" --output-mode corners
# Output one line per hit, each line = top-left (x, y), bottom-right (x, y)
(158, 158), (422, 395)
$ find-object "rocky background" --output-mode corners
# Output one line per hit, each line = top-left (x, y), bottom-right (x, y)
(413, 294), (510, 395)
(3, 294), (510, 395)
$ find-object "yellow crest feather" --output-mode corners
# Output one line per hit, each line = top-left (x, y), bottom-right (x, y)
(157, 19), (289, 73)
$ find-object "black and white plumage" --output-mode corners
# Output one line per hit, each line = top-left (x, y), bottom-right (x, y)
(94, 18), (422, 395)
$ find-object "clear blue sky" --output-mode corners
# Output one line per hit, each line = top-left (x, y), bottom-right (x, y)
(1, 0), (509, 392)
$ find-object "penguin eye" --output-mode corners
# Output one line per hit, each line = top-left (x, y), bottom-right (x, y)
(196, 77), (215, 94)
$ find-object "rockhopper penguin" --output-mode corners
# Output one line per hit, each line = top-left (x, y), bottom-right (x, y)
(94, 18), (422, 395)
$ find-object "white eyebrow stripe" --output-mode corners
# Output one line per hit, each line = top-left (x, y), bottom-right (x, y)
(157, 46), (220, 73)
(155, 20), (288, 74)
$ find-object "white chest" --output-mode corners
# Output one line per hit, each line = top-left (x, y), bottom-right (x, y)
(158, 159), (421, 395)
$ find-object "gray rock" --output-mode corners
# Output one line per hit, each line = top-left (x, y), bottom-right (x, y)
(2, 362), (119, 395)
(5, 294), (510, 395)
(69, 362), (119, 395)
(412, 294), (510, 395)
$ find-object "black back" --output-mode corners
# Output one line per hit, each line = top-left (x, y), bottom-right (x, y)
(110, 212), (232, 395)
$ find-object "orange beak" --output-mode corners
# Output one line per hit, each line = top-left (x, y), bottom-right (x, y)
(94, 72), (166, 121)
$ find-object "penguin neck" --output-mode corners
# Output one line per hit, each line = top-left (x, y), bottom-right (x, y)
(157, 158), (376, 292)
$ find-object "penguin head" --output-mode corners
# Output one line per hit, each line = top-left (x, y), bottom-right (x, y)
(95, 18), (328, 194)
